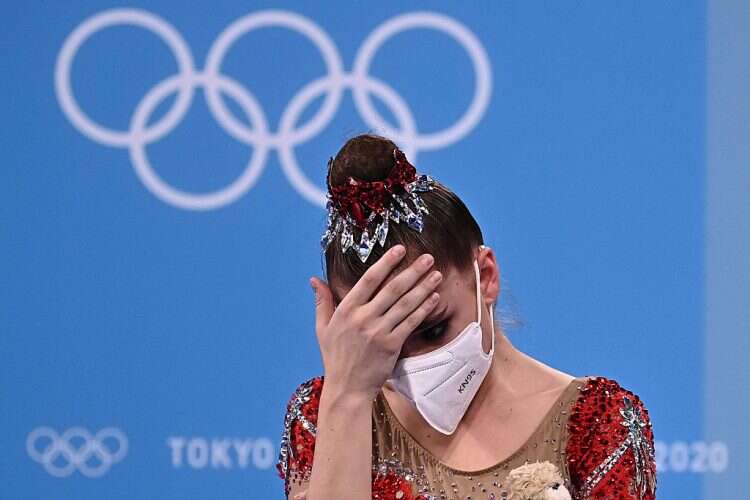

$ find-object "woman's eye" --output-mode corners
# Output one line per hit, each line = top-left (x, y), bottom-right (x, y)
(420, 323), (447, 341)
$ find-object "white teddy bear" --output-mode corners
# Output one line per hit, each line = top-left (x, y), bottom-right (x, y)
(506, 460), (572, 500)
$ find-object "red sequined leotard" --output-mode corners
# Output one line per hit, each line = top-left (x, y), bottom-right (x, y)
(276, 375), (657, 499)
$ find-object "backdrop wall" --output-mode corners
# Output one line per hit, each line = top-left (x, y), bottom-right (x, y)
(3, 1), (741, 499)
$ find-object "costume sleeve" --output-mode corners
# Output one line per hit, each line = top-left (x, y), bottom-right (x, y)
(276, 376), (324, 499)
(276, 377), (427, 500)
(566, 377), (658, 500)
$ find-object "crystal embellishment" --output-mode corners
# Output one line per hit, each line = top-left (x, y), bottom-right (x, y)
(276, 378), (318, 482)
(579, 395), (657, 499)
(320, 148), (436, 263)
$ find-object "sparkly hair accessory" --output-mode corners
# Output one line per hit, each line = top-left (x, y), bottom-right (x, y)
(320, 147), (436, 263)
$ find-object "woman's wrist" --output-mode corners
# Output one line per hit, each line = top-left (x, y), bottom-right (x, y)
(319, 379), (376, 411)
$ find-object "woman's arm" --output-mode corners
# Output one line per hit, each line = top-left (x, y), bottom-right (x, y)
(277, 244), (442, 499)
(306, 382), (373, 499)
(276, 376), (372, 500)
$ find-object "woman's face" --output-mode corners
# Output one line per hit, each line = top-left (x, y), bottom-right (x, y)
(332, 247), (500, 359)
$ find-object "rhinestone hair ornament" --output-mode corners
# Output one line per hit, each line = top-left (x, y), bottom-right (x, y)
(320, 147), (436, 263)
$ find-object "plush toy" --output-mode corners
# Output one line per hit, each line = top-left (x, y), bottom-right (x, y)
(506, 460), (572, 500)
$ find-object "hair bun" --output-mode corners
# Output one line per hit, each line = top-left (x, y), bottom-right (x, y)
(321, 145), (436, 263)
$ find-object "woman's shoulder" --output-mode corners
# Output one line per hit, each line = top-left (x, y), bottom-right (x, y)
(279, 375), (326, 439)
(283, 375), (325, 408)
(566, 374), (655, 446)
(567, 374), (652, 408)
(567, 375), (654, 434)
(565, 374), (658, 499)
(276, 375), (325, 489)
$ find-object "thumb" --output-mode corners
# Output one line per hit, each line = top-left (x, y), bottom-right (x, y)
(310, 277), (334, 333)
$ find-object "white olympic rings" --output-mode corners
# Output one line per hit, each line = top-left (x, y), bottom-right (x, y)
(55, 8), (492, 210)
(26, 426), (128, 478)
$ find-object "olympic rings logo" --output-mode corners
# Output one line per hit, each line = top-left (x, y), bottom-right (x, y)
(55, 9), (492, 211)
(26, 427), (128, 478)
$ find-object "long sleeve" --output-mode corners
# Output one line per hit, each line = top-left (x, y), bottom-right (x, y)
(565, 376), (658, 499)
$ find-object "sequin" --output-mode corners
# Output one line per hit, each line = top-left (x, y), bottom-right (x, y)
(276, 376), (323, 497)
(566, 377), (657, 499)
(321, 147), (436, 263)
(276, 375), (657, 500)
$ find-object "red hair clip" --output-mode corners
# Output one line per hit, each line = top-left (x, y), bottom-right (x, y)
(321, 147), (436, 263)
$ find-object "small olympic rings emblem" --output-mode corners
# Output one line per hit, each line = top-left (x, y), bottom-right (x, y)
(55, 9), (492, 211)
(26, 427), (128, 478)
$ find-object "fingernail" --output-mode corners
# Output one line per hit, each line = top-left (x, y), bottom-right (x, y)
(392, 245), (405, 256)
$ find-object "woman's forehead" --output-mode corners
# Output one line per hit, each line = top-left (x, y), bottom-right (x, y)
(332, 261), (470, 305)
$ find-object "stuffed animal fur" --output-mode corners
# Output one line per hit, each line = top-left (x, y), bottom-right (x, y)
(506, 460), (572, 500)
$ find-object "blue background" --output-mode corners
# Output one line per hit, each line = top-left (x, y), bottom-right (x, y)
(3, 1), (742, 498)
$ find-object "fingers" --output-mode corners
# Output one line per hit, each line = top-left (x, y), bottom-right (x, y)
(389, 290), (441, 345)
(365, 252), (437, 318)
(311, 277), (335, 336)
(338, 245), (407, 309)
(377, 266), (443, 333)
(293, 490), (307, 500)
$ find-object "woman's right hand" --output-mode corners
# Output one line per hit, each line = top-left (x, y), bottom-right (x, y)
(309, 244), (443, 400)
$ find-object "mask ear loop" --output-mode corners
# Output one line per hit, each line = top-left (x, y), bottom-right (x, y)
(473, 259), (482, 323)
(473, 258), (495, 358)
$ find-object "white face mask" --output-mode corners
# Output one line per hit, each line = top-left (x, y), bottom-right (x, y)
(387, 256), (495, 435)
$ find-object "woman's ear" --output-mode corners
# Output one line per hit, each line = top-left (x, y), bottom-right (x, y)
(478, 245), (500, 306)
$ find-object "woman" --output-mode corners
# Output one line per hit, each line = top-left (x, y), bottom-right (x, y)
(276, 134), (657, 499)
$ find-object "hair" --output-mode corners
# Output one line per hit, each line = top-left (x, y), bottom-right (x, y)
(323, 133), (486, 301)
